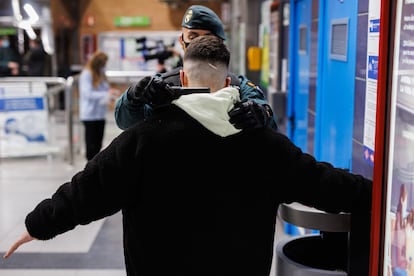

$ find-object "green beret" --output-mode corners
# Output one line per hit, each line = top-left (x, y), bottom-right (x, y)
(181, 5), (226, 40)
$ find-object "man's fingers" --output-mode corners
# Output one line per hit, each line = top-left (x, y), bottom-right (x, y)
(3, 232), (35, 259)
(228, 103), (245, 118)
(3, 242), (19, 259)
(3, 237), (26, 259)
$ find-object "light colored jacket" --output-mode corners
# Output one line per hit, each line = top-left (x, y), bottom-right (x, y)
(79, 69), (110, 121)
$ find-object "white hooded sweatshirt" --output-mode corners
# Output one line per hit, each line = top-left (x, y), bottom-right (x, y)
(172, 86), (241, 137)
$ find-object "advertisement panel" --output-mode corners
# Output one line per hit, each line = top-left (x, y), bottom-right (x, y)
(363, 1), (381, 167)
(383, 1), (414, 275)
(0, 82), (53, 157)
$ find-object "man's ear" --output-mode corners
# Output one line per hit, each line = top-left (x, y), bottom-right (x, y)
(179, 33), (186, 51)
(180, 69), (188, 87)
(225, 76), (231, 87)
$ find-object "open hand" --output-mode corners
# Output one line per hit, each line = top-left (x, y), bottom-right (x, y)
(3, 231), (36, 259)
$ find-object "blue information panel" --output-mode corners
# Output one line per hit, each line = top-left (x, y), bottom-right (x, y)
(0, 82), (50, 157)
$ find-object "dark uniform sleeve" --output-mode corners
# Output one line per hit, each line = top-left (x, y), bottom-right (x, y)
(0, 65), (11, 76)
(114, 68), (181, 130)
(114, 91), (154, 130)
(232, 74), (279, 130)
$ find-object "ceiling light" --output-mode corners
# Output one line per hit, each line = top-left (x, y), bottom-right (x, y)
(24, 4), (39, 24)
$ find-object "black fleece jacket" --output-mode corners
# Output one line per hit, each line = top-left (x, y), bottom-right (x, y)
(25, 105), (372, 276)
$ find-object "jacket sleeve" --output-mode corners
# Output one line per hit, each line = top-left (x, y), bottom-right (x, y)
(236, 74), (279, 130)
(272, 132), (372, 215)
(0, 65), (11, 76)
(114, 91), (153, 130)
(113, 68), (181, 130)
(25, 128), (144, 240)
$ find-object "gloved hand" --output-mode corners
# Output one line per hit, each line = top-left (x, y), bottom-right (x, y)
(126, 76), (152, 105)
(127, 76), (179, 107)
(141, 76), (179, 107)
(228, 100), (273, 130)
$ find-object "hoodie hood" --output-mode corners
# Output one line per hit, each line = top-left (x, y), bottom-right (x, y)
(172, 87), (241, 137)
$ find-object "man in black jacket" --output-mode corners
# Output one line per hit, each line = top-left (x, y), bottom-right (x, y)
(4, 36), (372, 276)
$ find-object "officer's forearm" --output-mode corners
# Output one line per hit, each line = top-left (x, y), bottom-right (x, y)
(114, 92), (147, 130)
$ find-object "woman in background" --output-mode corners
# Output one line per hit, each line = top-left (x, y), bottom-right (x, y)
(79, 51), (119, 160)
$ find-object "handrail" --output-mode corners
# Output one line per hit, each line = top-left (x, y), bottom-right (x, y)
(106, 70), (153, 77)
(65, 75), (77, 165)
(106, 70), (154, 83)
(0, 76), (67, 95)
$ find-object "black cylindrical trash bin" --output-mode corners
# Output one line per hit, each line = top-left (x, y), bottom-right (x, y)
(276, 234), (348, 276)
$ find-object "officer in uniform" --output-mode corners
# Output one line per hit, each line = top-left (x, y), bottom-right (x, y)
(114, 5), (277, 131)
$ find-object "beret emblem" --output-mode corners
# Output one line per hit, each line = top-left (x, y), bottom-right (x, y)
(184, 10), (193, 23)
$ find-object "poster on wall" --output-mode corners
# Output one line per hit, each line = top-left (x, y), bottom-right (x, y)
(0, 82), (55, 158)
(363, 1), (381, 167)
(383, 0), (414, 275)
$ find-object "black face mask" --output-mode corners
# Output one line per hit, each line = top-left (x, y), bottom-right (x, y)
(181, 34), (190, 50)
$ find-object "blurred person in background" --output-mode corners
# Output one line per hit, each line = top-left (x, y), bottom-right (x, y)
(23, 38), (48, 76)
(79, 51), (120, 160)
(0, 35), (21, 76)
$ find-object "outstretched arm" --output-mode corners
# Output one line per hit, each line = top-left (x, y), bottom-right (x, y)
(3, 231), (36, 259)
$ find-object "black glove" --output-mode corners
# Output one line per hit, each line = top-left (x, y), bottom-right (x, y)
(127, 76), (179, 107)
(228, 100), (273, 130)
(126, 76), (152, 105)
(141, 76), (179, 107)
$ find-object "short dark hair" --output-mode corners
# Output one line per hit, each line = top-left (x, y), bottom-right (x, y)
(184, 36), (230, 67)
(183, 36), (230, 91)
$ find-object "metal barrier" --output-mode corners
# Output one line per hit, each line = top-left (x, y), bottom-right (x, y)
(64, 75), (78, 165)
(0, 71), (152, 165)
(106, 70), (153, 83)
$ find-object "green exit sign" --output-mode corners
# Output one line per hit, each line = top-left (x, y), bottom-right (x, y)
(0, 28), (17, 35)
(114, 16), (150, 27)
